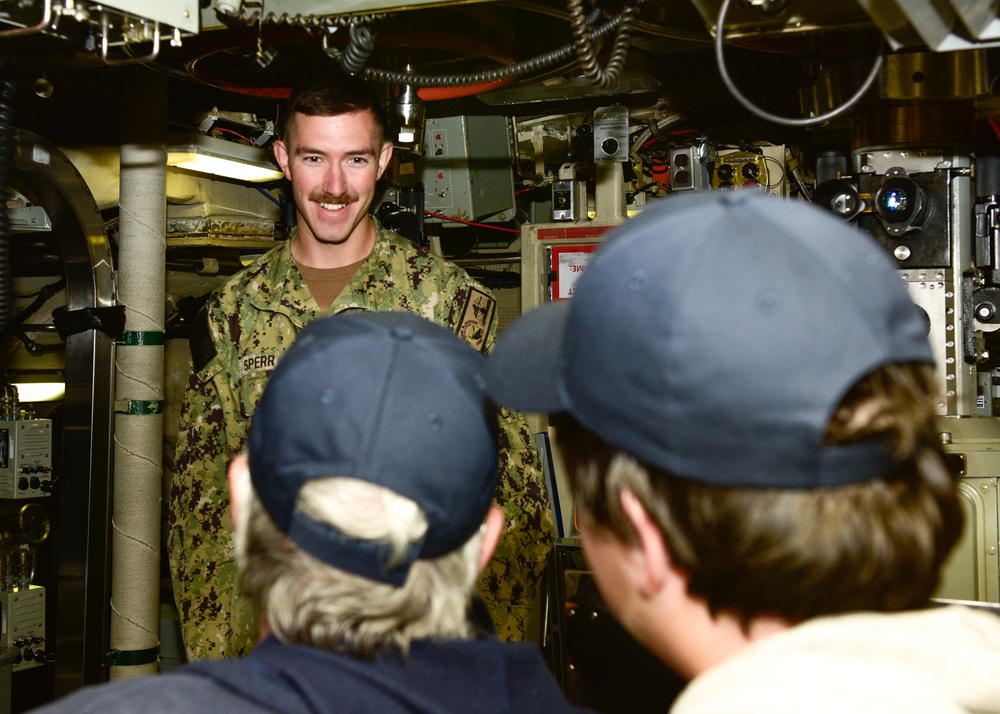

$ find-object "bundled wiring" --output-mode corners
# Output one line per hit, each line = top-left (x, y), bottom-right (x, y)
(628, 113), (686, 164)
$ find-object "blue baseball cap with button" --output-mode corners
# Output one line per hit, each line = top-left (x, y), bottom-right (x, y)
(484, 191), (935, 488)
(248, 310), (499, 586)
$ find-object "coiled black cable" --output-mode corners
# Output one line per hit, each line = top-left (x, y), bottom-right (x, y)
(338, 22), (379, 76)
(569, 0), (641, 89)
(362, 6), (629, 88)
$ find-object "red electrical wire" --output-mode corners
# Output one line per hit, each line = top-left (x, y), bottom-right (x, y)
(989, 116), (1000, 140)
(424, 210), (521, 233)
(214, 127), (255, 144)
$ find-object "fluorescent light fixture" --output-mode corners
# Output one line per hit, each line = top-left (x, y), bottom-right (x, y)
(167, 133), (284, 183)
(12, 383), (65, 402)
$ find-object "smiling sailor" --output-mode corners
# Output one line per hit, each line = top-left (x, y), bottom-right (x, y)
(167, 68), (554, 660)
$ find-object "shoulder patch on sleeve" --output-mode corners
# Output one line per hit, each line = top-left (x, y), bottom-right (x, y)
(458, 287), (495, 353)
(188, 302), (217, 375)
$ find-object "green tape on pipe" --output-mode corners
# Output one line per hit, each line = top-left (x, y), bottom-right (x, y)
(114, 400), (164, 415)
(106, 646), (159, 666)
(119, 332), (164, 346)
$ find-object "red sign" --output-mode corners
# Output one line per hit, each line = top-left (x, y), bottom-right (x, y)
(550, 244), (599, 300)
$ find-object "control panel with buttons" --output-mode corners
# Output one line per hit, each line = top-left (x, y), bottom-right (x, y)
(0, 585), (46, 671)
(0, 419), (54, 499)
(711, 150), (770, 192)
(713, 145), (788, 197)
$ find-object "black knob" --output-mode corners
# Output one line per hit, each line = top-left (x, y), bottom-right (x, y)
(13, 652), (21, 665)
(742, 162), (760, 179)
(716, 164), (734, 181)
(17, 478), (28, 491)
(23, 648), (34, 661)
(29, 477), (40, 490)
(601, 137), (619, 156)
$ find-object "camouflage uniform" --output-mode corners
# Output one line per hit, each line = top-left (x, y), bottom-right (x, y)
(168, 222), (555, 659)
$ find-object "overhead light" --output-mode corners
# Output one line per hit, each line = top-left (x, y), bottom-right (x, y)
(166, 133), (284, 183)
(390, 67), (426, 159)
(11, 383), (65, 403)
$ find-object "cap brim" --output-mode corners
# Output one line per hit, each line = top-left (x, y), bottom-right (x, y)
(484, 300), (571, 414)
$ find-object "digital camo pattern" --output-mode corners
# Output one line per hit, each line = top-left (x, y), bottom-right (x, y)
(167, 224), (556, 659)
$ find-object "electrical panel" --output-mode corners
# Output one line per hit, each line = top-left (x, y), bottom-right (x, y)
(420, 116), (516, 223)
(668, 144), (787, 195)
(713, 145), (788, 196)
(0, 586), (46, 671)
(0, 420), (53, 499)
(711, 150), (768, 190)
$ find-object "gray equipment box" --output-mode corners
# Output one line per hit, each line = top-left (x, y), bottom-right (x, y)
(0, 585), (46, 671)
(0, 420), (53, 499)
(420, 116), (515, 223)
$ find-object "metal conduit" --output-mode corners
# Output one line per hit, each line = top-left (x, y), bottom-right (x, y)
(110, 67), (167, 680)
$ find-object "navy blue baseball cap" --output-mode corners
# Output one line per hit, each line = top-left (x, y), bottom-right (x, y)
(484, 191), (935, 488)
(248, 311), (499, 586)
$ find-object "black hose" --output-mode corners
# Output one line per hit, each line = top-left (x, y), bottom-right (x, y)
(0, 76), (16, 333)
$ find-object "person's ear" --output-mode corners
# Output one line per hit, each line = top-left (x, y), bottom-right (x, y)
(273, 140), (292, 181)
(620, 489), (669, 597)
(476, 506), (505, 572)
(227, 454), (251, 526)
(376, 140), (393, 180)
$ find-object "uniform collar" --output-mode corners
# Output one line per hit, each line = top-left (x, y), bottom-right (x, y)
(248, 218), (401, 321)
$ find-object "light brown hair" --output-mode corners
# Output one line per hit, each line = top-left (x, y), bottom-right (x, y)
(555, 362), (962, 624)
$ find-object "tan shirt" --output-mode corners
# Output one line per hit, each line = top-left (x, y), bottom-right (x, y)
(296, 257), (368, 312)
